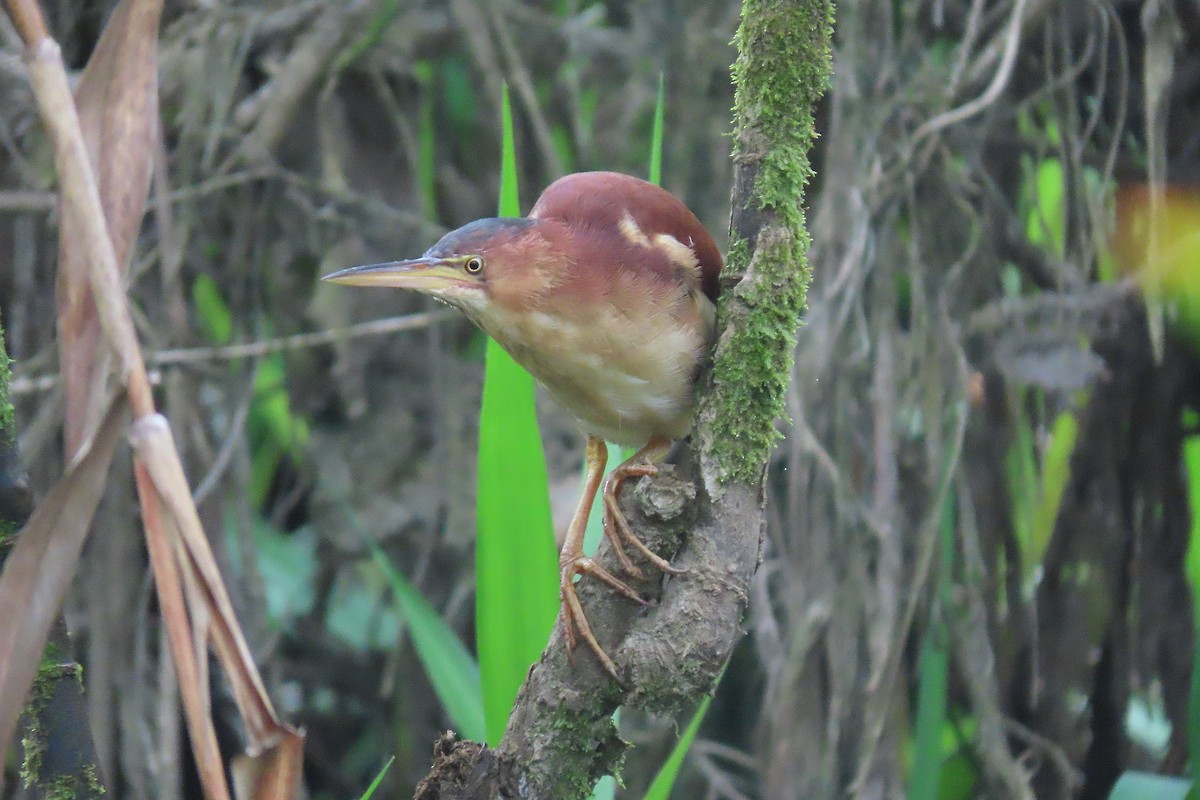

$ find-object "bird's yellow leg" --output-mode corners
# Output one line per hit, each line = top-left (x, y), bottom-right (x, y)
(560, 435), (648, 677)
(602, 436), (685, 576)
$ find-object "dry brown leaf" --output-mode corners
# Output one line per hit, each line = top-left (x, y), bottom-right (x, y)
(133, 415), (305, 799)
(17, 17), (204, 787)
(133, 457), (232, 800)
(231, 734), (306, 800)
(57, 0), (162, 457)
(0, 394), (125, 761)
(10, 3), (302, 795)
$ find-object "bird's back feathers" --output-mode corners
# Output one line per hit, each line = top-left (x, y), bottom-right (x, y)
(531, 171), (723, 304)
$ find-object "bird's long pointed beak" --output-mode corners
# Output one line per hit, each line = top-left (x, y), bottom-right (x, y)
(322, 258), (467, 291)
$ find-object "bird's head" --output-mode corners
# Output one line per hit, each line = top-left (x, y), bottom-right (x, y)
(323, 218), (569, 318)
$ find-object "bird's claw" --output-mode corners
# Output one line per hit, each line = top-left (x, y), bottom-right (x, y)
(557, 441), (685, 679)
(560, 555), (647, 679)
(602, 463), (688, 578)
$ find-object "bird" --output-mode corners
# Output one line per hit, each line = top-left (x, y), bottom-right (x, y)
(323, 171), (722, 677)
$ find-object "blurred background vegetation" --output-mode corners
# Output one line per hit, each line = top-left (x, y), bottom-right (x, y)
(2, 0), (1200, 798)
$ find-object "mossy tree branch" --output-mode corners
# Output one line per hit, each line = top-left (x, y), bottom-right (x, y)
(410, 1), (833, 798)
(0, 314), (25, 548)
(699, 0), (833, 486)
(0, 318), (105, 799)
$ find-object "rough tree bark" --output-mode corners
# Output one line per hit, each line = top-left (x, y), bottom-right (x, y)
(409, 1), (834, 798)
(1, 316), (106, 799)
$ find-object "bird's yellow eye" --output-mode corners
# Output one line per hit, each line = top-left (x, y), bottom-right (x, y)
(464, 256), (484, 274)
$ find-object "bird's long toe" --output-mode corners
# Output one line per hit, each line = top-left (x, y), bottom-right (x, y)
(602, 463), (687, 577)
(560, 555), (649, 678)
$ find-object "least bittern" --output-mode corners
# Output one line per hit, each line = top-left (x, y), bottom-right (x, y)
(324, 171), (722, 677)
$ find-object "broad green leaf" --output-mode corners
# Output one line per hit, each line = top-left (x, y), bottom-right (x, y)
(1023, 158), (1065, 257)
(192, 274), (233, 345)
(1125, 694), (1171, 758)
(1107, 773), (1190, 800)
(325, 575), (399, 651)
(589, 776), (616, 800)
(248, 518), (317, 625)
(936, 751), (978, 800)
(1000, 263), (1022, 298)
(370, 541), (486, 742)
(247, 354), (309, 509)
(476, 84), (559, 745)
(191, 277), (308, 510)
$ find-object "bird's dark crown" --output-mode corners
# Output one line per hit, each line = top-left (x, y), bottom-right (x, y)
(425, 217), (537, 259)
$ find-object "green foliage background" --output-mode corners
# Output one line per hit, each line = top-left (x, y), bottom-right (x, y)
(2, 1), (1200, 799)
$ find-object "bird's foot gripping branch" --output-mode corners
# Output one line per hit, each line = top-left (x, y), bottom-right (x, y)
(418, 461), (733, 799)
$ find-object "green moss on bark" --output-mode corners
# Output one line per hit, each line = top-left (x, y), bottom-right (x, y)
(0, 316), (12, 546)
(0, 311), (12, 446)
(0, 311), (15, 547)
(20, 650), (105, 797)
(19, 654), (61, 788)
(705, 0), (834, 484)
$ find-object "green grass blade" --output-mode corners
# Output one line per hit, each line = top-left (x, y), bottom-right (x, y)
(1191, 639), (1200, 788)
(414, 60), (437, 217)
(907, 490), (953, 800)
(1022, 158), (1066, 258)
(357, 756), (395, 800)
(476, 83), (559, 745)
(329, 0), (402, 76)
(1004, 398), (1037, 586)
(907, 629), (949, 800)
(648, 73), (665, 186)
(642, 694), (714, 799)
(1182, 427), (1200, 792)
(368, 541), (486, 741)
(497, 84), (521, 217)
(1183, 424), (1200, 602)
(192, 274), (233, 345)
(1029, 410), (1078, 576)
